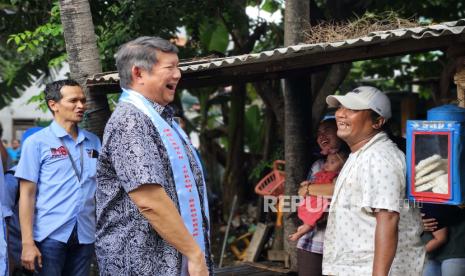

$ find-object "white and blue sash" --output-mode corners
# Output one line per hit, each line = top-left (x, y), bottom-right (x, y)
(119, 89), (210, 274)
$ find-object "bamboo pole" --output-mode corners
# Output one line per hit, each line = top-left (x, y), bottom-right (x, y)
(219, 194), (237, 268)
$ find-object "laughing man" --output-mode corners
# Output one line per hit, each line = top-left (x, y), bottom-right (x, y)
(322, 86), (425, 275)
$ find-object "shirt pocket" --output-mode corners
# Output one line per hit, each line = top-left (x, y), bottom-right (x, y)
(41, 154), (71, 185)
(85, 154), (97, 180)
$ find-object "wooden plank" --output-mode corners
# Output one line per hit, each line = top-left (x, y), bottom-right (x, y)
(244, 261), (292, 274)
(267, 250), (288, 261)
(244, 223), (272, 262)
(214, 262), (294, 276)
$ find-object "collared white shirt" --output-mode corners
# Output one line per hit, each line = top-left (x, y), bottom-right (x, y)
(322, 132), (425, 276)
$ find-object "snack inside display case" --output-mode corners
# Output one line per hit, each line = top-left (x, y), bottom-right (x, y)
(406, 105), (465, 205)
(413, 134), (450, 195)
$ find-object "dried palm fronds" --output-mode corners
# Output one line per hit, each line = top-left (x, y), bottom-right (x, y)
(304, 12), (421, 44)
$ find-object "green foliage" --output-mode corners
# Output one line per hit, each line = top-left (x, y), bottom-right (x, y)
(106, 93), (121, 111)
(1, 0), (464, 191)
(48, 53), (67, 68)
(26, 90), (48, 112)
(0, 0), (63, 108)
(0, 0), (51, 108)
(253, 21), (283, 52)
(1, 0), (463, 109)
(35, 118), (52, 127)
(8, 26), (65, 106)
(248, 145), (284, 184)
(244, 104), (264, 153)
(0, 0), (214, 108)
(369, 0), (464, 22)
(342, 51), (444, 98)
(199, 19), (229, 53)
(91, 0), (210, 70)
(0, 0), (281, 108)
(313, 8), (451, 99)
(8, 21), (63, 55)
(6, 1), (63, 53)
(261, 0), (282, 13)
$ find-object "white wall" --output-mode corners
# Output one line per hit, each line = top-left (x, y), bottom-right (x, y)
(0, 64), (69, 142)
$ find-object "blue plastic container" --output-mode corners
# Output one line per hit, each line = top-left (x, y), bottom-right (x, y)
(427, 104), (465, 122)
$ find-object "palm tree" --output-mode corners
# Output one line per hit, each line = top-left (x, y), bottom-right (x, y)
(59, 0), (110, 137)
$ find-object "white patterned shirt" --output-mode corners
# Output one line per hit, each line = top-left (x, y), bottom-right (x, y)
(322, 132), (425, 276)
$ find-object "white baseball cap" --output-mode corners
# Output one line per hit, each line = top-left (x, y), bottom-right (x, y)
(326, 86), (392, 120)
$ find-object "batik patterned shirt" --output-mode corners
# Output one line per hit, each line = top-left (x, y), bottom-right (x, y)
(96, 100), (212, 276)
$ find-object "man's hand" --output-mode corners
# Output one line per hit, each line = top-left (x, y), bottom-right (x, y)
(421, 213), (438, 232)
(129, 184), (210, 275)
(19, 179), (40, 271)
(21, 243), (42, 271)
(187, 250), (209, 276)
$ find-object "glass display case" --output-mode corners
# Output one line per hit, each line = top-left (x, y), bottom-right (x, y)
(407, 120), (464, 204)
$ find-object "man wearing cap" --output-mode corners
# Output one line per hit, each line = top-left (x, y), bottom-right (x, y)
(322, 86), (425, 275)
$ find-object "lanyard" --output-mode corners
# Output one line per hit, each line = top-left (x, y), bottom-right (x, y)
(59, 138), (84, 182)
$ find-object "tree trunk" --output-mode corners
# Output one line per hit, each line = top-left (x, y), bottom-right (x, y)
(59, 0), (110, 137)
(311, 63), (352, 130)
(284, 1), (309, 46)
(284, 0), (311, 271)
(222, 84), (246, 217)
(254, 80), (284, 137)
(454, 56), (465, 108)
(262, 106), (277, 161)
(198, 90), (225, 205)
(441, 44), (465, 103)
(220, 0), (263, 220)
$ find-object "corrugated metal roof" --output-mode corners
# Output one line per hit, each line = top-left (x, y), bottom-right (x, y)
(181, 19), (465, 70)
(87, 19), (465, 89)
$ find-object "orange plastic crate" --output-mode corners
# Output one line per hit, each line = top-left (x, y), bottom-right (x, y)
(254, 160), (285, 196)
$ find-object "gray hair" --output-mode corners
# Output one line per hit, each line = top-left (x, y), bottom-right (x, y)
(116, 36), (179, 88)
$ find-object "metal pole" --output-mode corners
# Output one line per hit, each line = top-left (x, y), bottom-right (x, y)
(219, 194), (237, 268)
